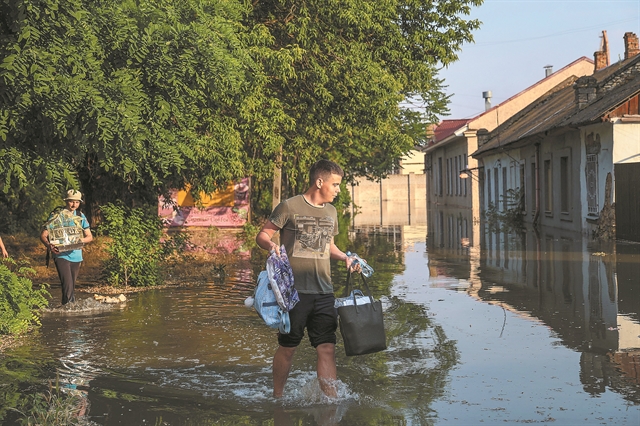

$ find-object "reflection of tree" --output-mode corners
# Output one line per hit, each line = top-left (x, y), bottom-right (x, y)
(0, 341), (58, 423)
(332, 229), (405, 298)
(335, 228), (460, 423)
(336, 297), (458, 424)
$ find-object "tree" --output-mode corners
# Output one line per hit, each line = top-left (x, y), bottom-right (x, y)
(0, 0), (482, 227)
(246, 0), (483, 202)
(0, 0), (269, 228)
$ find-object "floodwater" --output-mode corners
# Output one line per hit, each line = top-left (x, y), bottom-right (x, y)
(1, 223), (640, 425)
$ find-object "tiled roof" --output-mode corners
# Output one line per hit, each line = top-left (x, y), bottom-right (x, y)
(432, 119), (472, 143)
(473, 54), (640, 157)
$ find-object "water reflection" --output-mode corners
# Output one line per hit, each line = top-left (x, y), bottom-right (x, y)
(0, 226), (460, 425)
(426, 208), (640, 406)
(2, 218), (638, 424)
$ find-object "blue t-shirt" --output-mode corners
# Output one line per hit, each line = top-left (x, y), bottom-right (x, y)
(53, 212), (90, 263)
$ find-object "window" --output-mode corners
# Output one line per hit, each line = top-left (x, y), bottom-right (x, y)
(446, 158), (451, 195)
(463, 156), (468, 196)
(453, 155), (460, 195)
(530, 159), (536, 214)
(544, 159), (552, 213)
(560, 156), (570, 213)
(520, 163), (526, 211)
(502, 168), (508, 211)
(487, 170), (492, 208)
(494, 168), (499, 207)
(437, 157), (443, 196)
(587, 154), (598, 215)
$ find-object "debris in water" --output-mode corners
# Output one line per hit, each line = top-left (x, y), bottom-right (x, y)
(244, 296), (254, 308)
(94, 293), (127, 304)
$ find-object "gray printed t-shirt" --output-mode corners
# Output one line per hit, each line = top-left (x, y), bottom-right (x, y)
(269, 195), (338, 294)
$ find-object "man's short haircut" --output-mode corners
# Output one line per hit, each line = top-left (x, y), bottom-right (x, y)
(309, 159), (344, 185)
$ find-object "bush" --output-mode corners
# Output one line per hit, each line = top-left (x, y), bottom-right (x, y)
(0, 259), (49, 335)
(99, 203), (190, 287)
(19, 375), (90, 426)
(484, 187), (525, 233)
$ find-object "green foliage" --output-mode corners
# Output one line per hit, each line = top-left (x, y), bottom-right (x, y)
(99, 202), (189, 287)
(0, 259), (49, 336)
(247, 0), (483, 198)
(239, 221), (260, 251)
(484, 187), (525, 232)
(1, 0), (483, 225)
(19, 375), (88, 426)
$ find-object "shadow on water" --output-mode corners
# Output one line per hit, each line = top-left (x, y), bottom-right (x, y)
(0, 227), (458, 425)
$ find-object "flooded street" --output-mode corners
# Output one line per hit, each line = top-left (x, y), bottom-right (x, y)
(1, 222), (639, 425)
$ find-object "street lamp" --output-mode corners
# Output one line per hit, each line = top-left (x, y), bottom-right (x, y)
(459, 167), (480, 181)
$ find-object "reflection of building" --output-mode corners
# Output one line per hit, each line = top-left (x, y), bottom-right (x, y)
(464, 226), (639, 401)
(426, 206), (480, 282)
(349, 225), (427, 254)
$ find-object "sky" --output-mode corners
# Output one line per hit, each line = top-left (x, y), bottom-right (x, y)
(424, 0), (640, 120)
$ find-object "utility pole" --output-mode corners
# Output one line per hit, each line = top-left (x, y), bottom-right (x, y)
(271, 146), (282, 245)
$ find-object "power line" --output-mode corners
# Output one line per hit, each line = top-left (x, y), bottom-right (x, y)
(474, 18), (637, 47)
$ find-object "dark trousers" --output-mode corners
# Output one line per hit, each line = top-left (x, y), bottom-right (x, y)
(53, 258), (81, 304)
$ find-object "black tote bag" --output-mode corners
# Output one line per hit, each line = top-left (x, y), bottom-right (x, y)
(337, 271), (387, 356)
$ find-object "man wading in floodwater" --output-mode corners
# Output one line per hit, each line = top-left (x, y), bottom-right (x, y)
(256, 159), (358, 398)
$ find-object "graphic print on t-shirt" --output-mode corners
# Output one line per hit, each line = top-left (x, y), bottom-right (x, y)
(292, 215), (335, 258)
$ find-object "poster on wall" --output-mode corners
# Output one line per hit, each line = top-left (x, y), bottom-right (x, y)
(158, 178), (250, 227)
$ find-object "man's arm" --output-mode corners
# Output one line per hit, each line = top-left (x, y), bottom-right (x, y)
(256, 220), (281, 255)
(330, 238), (358, 271)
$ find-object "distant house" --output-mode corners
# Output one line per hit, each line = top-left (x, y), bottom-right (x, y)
(472, 32), (640, 241)
(424, 56), (594, 248)
(394, 149), (426, 175)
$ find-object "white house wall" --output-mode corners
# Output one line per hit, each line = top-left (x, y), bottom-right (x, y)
(612, 121), (640, 164)
(580, 123), (614, 235)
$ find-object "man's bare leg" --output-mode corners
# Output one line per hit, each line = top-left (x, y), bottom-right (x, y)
(316, 343), (337, 398)
(273, 345), (296, 397)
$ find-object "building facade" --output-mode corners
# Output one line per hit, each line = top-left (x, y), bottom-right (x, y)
(473, 32), (640, 240)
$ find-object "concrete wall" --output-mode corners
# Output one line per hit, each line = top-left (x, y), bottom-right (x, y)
(349, 173), (427, 227)
(398, 149), (426, 174)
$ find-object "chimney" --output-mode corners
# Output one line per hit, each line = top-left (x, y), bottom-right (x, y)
(482, 91), (492, 111)
(477, 128), (490, 146)
(624, 32), (639, 59)
(544, 65), (553, 77)
(574, 76), (598, 109)
(594, 30), (610, 71)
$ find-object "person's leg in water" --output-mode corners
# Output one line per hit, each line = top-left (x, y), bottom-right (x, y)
(316, 342), (337, 397)
(273, 345), (297, 398)
(309, 294), (339, 397)
(54, 258), (80, 304)
(274, 294), (311, 397)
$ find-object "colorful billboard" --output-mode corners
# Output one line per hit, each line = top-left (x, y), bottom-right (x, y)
(159, 178), (250, 227)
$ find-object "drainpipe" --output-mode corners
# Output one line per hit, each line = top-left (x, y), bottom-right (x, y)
(533, 142), (541, 227)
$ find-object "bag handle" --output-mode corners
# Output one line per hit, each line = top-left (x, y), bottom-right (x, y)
(344, 270), (377, 313)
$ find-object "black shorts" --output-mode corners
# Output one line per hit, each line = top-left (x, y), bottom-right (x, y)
(278, 293), (338, 348)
